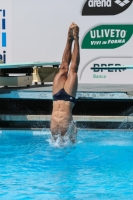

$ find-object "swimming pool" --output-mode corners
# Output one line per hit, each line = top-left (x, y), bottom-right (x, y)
(0, 129), (133, 199)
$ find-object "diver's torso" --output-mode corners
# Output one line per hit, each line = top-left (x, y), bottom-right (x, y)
(51, 100), (74, 135)
(51, 100), (74, 124)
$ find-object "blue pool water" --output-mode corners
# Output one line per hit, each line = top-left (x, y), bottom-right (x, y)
(0, 129), (133, 199)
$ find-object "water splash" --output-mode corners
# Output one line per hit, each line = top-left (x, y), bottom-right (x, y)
(118, 106), (133, 129)
(47, 134), (72, 148)
(47, 121), (77, 148)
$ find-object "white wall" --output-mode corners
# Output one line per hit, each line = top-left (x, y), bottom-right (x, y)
(1, 0), (133, 83)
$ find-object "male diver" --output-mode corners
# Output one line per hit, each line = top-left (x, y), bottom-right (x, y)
(50, 23), (80, 141)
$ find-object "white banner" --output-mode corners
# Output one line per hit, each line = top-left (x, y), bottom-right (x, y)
(80, 57), (133, 83)
(3, 0), (133, 84)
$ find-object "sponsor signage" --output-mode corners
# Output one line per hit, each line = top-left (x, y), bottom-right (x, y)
(8, 1), (133, 84)
(80, 58), (133, 83)
(82, 24), (133, 49)
(82, 0), (133, 15)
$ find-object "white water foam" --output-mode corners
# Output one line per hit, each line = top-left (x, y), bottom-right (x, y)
(47, 121), (77, 148)
(47, 134), (72, 148)
(118, 106), (133, 129)
(100, 140), (132, 146)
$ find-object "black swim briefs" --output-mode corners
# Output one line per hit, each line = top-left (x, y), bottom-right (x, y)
(53, 88), (76, 105)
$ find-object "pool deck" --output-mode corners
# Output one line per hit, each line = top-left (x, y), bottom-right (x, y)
(0, 114), (133, 122)
(0, 83), (133, 100)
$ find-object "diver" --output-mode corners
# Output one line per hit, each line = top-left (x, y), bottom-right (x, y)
(50, 22), (80, 142)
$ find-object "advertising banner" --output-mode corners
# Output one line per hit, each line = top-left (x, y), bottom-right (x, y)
(80, 57), (133, 83)
(82, 25), (133, 49)
(8, 0), (133, 84)
(82, 0), (133, 15)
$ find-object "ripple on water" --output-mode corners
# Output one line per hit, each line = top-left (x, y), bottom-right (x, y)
(0, 129), (133, 199)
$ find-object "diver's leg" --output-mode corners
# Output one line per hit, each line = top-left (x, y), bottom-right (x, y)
(52, 25), (74, 95)
(64, 24), (80, 97)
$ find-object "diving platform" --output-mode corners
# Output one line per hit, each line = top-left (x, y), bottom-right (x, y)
(0, 61), (60, 87)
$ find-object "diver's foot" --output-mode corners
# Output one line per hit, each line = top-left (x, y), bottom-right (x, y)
(67, 30), (73, 42)
(72, 23), (79, 40)
(67, 23), (74, 42)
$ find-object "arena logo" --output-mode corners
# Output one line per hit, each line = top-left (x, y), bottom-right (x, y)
(82, 0), (133, 15)
(0, 9), (6, 63)
(82, 24), (133, 49)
